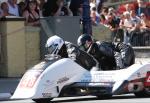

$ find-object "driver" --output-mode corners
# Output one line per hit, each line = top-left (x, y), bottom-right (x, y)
(45, 35), (98, 70)
(77, 34), (135, 70)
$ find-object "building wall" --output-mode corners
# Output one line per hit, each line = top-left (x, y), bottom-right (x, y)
(0, 17), (40, 77)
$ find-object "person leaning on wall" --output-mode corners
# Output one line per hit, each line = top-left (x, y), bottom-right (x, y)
(23, 0), (40, 26)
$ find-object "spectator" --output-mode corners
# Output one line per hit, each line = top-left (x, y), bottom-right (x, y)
(140, 13), (150, 29)
(18, 1), (25, 16)
(108, 7), (115, 15)
(107, 12), (119, 42)
(53, 0), (73, 16)
(0, 3), (2, 16)
(96, 0), (104, 14)
(117, 14), (126, 42)
(36, 0), (46, 17)
(69, 0), (83, 16)
(42, 0), (72, 16)
(23, 0), (40, 26)
(99, 13), (106, 25)
(101, 6), (108, 20)
(119, 14), (126, 29)
(7, 0), (19, 16)
(146, 2), (150, 20)
(140, 13), (150, 46)
(122, 11), (135, 44)
(0, 2), (15, 17)
(130, 10), (141, 30)
(137, 0), (147, 16)
(125, 4), (133, 13)
(41, 0), (52, 17)
(123, 11), (135, 32)
(90, 6), (97, 25)
(90, 0), (96, 11)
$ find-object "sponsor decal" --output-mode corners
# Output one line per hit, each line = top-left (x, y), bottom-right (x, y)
(144, 72), (150, 87)
(43, 80), (55, 86)
(42, 93), (52, 97)
(57, 77), (69, 84)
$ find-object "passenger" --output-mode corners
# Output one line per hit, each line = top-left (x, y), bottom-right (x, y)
(77, 34), (135, 70)
(45, 35), (97, 70)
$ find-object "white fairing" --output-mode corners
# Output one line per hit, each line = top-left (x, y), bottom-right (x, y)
(89, 63), (150, 93)
(11, 58), (88, 99)
(11, 57), (150, 99)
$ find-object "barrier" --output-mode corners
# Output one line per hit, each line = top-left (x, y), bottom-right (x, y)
(0, 17), (26, 77)
(0, 17), (41, 77)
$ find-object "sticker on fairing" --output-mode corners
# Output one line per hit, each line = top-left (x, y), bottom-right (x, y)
(144, 72), (150, 87)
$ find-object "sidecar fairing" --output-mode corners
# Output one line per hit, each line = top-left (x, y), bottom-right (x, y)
(11, 55), (150, 103)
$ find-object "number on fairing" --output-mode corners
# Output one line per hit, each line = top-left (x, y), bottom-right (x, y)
(147, 75), (150, 82)
(144, 72), (150, 87)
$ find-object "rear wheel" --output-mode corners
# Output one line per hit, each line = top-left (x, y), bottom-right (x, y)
(32, 98), (53, 103)
(134, 88), (150, 97)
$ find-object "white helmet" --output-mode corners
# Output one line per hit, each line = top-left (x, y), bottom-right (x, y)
(45, 35), (64, 55)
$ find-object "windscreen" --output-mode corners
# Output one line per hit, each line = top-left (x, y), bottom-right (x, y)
(32, 55), (62, 70)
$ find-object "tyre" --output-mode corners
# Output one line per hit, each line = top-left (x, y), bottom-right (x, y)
(134, 88), (150, 97)
(32, 98), (53, 103)
(96, 94), (112, 99)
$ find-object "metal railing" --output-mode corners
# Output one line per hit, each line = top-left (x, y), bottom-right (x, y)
(114, 29), (150, 47)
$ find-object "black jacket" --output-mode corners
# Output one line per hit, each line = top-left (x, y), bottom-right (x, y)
(87, 41), (135, 70)
(65, 42), (97, 70)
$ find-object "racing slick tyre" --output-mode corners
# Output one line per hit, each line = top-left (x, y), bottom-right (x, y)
(134, 88), (150, 97)
(32, 98), (53, 103)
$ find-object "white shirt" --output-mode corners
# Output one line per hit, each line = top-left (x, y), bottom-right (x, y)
(7, 2), (19, 16)
(124, 18), (135, 32)
(131, 16), (141, 25)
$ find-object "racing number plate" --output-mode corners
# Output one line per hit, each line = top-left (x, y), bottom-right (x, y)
(144, 72), (150, 87)
(19, 71), (41, 88)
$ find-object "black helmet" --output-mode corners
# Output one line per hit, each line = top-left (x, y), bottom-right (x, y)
(77, 34), (93, 46)
(77, 34), (93, 51)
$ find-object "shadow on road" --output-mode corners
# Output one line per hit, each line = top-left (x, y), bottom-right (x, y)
(51, 94), (143, 103)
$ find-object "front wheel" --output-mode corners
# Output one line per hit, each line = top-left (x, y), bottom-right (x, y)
(32, 98), (53, 103)
(134, 88), (150, 97)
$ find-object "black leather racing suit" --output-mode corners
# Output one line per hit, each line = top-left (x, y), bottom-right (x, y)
(65, 42), (97, 70)
(87, 41), (135, 70)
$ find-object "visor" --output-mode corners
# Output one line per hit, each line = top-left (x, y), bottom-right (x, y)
(47, 44), (58, 54)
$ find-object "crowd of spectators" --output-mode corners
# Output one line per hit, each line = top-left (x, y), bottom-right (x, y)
(0, 0), (150, 46)
(0, 0), (41, 26)
(90, 0), (150, 46)
(0, 0), (79, 25)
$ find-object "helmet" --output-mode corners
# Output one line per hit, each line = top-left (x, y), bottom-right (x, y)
(77, 34), (93, 46)
(45, 35), (64, 55)
(77, 34), (93, 51)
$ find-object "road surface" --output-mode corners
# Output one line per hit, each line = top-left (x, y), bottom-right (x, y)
(0, 94), (150, 103)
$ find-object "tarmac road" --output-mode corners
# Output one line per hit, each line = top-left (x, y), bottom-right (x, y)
(0, 94), (150, 103)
